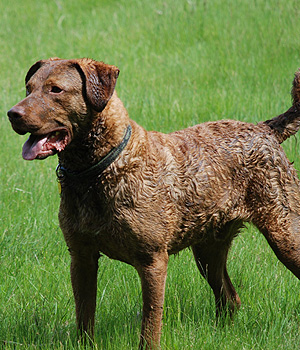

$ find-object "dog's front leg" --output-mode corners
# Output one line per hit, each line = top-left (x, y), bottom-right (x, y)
(69, 247), (100, 340)
(136, 251), (169, 350)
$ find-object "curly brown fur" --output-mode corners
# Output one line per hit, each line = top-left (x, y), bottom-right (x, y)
(8, 59), (300, 350)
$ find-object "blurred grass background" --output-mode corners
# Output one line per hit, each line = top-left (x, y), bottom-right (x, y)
(0, 0), (300, 349)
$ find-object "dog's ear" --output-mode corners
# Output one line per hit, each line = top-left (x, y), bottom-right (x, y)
(291, 69), (300, 106)
(25, 61), (44, 84)
(74, 59), (120, 112)
(25, 57), (61, 84)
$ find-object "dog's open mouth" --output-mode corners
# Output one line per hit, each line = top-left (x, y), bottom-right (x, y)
(22, 129), (70, 160)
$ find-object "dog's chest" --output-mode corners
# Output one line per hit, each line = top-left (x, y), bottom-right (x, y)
(58, 186), (139, 261)
(60, 187), (113, 228)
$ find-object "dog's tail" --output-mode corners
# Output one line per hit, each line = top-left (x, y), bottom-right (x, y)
(264, 70), (300, 144)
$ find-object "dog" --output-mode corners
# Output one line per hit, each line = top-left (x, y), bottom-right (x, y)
(7, 58), (300, 349)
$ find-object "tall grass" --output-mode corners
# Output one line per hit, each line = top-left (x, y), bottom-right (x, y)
(0, 0), (300, 349)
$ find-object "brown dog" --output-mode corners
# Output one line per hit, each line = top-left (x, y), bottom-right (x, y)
(7, 58), (300, 349)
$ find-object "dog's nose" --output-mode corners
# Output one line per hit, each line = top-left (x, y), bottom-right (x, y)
(7, 106), (24, 120)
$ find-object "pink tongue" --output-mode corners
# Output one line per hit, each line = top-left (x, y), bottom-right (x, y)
(22, 135), (48, 160)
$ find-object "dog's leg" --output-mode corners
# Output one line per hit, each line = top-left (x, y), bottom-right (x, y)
(136, 251), (169, 350)
(69, 248), (100, 339)
(192, 226), (241, 319)
(255, 204), (300, 279)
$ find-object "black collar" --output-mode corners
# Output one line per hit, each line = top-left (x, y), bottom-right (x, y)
(56, 124), (132, 181)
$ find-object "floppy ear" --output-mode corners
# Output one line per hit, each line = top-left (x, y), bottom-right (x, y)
(25, 61), (44, 84)
(291, 69), (300, 106)
(25, 57), (61, 84)
(74, 59), (120, 112)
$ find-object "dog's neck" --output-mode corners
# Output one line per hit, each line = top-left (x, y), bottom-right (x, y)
(58, 93), (131, 174)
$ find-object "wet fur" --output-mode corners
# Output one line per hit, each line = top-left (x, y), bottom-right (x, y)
(8, 58), (300, 349)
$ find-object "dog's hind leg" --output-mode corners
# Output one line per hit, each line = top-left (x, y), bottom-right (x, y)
(254, 193), (300, 279)
(192, 221), (243, 319)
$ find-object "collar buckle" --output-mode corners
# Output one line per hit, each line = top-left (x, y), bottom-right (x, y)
(56, 163), (66, 180)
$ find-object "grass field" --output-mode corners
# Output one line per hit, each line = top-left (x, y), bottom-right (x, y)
(1, 0), (300, 349)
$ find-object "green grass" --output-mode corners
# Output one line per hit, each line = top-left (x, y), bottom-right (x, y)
(1, 0), (300, 349)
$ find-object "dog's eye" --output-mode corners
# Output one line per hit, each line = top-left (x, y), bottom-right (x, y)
(50, 86), (63, 94)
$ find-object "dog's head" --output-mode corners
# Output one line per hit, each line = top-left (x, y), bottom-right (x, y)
(7, 58), (119, 160)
